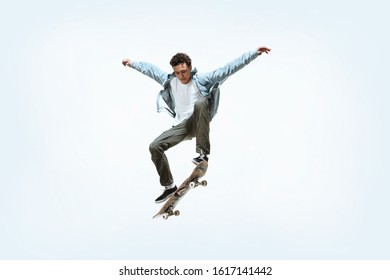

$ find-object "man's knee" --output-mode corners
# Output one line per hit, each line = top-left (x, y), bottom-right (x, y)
(149, 141), (160, 154)
(150, 140), (169, 155)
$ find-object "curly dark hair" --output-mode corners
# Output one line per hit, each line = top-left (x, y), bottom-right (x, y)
(170, 53), (192, 68)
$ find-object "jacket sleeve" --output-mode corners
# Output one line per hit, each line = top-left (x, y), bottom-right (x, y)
(130, 61), (169, 86)
(197, 50), (260, 86)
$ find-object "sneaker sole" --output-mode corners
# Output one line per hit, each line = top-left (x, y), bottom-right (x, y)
(192, 159), (207, 165)
(154, 190), (176, 204)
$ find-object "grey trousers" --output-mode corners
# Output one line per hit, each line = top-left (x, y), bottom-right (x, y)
(149, 98), (210, 186)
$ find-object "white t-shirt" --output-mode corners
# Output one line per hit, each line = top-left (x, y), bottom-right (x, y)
(170, 78), (204, 126)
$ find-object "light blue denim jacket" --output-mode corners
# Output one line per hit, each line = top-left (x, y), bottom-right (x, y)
(130, 49), (260, 120)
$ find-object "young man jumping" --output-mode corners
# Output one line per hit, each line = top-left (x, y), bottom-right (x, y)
(122, 46), (271, 203)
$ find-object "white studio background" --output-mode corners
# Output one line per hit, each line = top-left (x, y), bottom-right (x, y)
(1, 0), (389, 259)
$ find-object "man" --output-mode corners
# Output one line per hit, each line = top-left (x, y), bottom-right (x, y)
(122, 46), (271, 203)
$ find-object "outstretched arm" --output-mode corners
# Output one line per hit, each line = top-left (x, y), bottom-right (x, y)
(121, 58), (168, 86)
(198, 46), (271, 86)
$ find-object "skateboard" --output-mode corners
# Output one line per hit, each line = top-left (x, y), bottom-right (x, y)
(153, 161), (208, 219)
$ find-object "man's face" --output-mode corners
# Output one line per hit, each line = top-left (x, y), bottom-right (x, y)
(173, 63), (191, 84)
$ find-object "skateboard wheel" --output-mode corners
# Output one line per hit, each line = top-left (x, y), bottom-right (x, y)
(174, 210), (180, 216)
(189, 182), (196, 188)
(162, 214), (169, 220)
(201, 180), (207, 187)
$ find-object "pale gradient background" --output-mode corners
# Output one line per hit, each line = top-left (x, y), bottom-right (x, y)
(1, 0), (389, 259)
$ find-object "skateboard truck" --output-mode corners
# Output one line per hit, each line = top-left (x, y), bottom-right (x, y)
(189, 180), (207, 189)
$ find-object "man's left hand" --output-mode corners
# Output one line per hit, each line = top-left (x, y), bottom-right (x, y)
(257, 47), (271, 55)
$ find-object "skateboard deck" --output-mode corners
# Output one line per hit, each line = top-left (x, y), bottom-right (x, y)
(153, 161), (208, 219)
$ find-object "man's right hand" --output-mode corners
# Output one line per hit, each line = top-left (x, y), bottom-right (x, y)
(122, 58), (131, 67)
